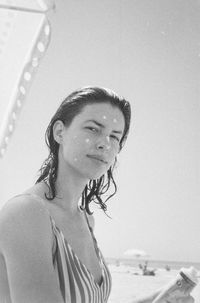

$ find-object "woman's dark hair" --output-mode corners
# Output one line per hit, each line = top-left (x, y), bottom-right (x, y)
(36, 86), (131, 214)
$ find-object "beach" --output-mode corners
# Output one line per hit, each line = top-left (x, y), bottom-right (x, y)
(108, 265), (200, 303)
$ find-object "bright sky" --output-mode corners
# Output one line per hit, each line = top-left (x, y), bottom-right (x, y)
(0, 0), (200, 263)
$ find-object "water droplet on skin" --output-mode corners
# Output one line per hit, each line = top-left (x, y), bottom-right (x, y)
(102, 115), (107, 120)
(85, 138), (90, 143)
(105, 136), (111, 150)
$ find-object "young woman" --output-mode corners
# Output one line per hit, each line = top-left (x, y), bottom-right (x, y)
(0, 87), (194, 303)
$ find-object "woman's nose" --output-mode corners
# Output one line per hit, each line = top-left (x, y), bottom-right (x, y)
(96, 136), (111, 151)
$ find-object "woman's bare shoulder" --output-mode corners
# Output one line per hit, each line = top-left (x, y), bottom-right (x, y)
(0, 194), (52, 252)
(0, 194), (63, 302)
(0, 194), (47, 225)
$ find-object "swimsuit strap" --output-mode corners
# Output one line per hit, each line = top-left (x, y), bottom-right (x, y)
(83, 211), (100, 257)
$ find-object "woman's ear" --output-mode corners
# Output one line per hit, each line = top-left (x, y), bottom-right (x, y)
(53, 120), (65, 144)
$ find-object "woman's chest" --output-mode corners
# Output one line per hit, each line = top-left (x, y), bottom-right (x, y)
(53, 212), (103, 284)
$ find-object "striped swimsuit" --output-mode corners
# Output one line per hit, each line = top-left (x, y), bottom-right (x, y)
(26, 194), (112, 303)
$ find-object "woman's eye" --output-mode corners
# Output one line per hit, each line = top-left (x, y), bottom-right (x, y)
(86, 127), (98, 132)
(111, 135), (120, 142)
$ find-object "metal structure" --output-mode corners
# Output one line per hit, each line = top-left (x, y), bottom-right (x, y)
(0, 0), (55, 157)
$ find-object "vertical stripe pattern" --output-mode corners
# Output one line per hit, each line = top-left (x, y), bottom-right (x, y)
(51, 218), (112, 303)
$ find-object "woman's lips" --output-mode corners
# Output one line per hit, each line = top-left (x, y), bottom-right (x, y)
(87, 154), (108, 164)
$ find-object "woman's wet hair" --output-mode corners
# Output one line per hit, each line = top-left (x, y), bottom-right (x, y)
(36, 86), (131, 215)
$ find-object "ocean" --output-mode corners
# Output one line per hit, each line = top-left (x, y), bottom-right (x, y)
(106, 257), (200, 271)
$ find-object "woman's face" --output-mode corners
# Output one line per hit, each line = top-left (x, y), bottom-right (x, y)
(54, 102), (125, 180)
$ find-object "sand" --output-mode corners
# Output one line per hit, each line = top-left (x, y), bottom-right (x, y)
(108, 265), (200, 303)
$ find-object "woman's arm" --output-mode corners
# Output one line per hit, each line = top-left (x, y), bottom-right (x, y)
(0, 196), (64, 303)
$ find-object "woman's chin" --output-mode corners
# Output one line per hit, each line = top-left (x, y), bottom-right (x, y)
(74, 164), (109, 181)
(85, 170), (106, 181)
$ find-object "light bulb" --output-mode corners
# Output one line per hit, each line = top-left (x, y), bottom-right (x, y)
(37, 42), (45, 52)
(24, 72), (31, 81)
(20, 86), (26, 95)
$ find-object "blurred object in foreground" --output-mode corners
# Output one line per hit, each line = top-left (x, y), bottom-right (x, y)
(0, 0), (55, 158)
(153, 267), (198, 303)
(0, 0), (55, 12)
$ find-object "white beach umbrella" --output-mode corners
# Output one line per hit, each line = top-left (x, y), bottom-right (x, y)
(123, 248), (150, 258)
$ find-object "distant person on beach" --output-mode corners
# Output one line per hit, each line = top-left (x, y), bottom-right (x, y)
(0, 87), (194, 303)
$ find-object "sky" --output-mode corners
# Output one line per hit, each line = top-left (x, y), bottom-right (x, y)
(0, 0), (200, 263)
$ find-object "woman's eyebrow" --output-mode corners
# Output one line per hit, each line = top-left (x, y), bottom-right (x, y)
(84, 119), (123, 134)
(85, 119), (104, 128)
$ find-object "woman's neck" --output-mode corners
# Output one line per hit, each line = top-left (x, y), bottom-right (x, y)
(54, 162), (88, 213)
